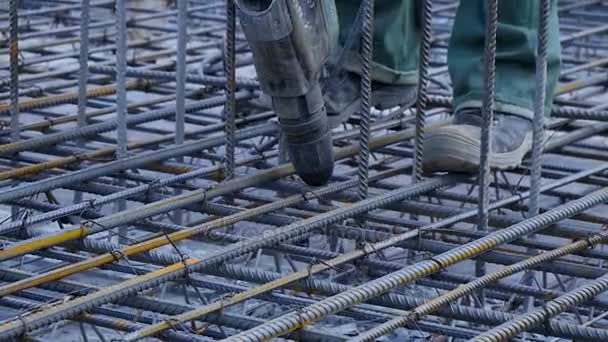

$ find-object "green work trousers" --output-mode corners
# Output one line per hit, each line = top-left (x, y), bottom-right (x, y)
(334, 0), (561, 119)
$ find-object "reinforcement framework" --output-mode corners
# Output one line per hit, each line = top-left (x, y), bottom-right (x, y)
(2, 0), (608, 341)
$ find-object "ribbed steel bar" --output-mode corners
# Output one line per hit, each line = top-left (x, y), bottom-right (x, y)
(136, 216), (488, 340)
(71, 162), (605, 272)
(348, 229), (608, 341)
(73, 0), (91, 206)
(0, 91), (252, 156)
(356, 0), (374, 200)
(88, 65), (259, 89)
(0, 95), (260, 202)
(472, 272), (608, 341)
(477, 0), (498, 281)
(0, 296), (210, 342)
(114, 0), (128, 160)
(208, 257), (608, 341)
(0, 263), (347, 341)
(0, 29), (225, 110)
(0, 86), (204, 138)
(411, 0), (433, 183)
(221, 184), (608, 341)
(0, 3), (224, 54)
(4, 244), (602, 342)
(0, 109), (272, 183)
(0, 130), (275, 260)
(528, 0), (550, 218)
(0, 265), (454, 341)
(2, 109), (379, 184)
(0, 167), (403, 298)
(114, 0), (129, 243)
(43, 217), (607, 340)
(0, 0), (113, 21)
(430, 97), (608, 123)
(175, 0), (188, 150)
(76, 0), (91, 131)
(6, 27), (224, 71)
(0, 79), (145, 115)
(5, 139), (608, 306)
(122, 160), (608, 341)
(0, 123), (425, 261)
(3, 2), (608, 340)
(9, 0), (20, 144)
(16, 162), (608, 314)
(0, 175), (457, 340)
(0, 152), (269, 231)
(174, 0), (188, 225)
(8, 0), (21, 225)
(223, 0), (236, 180)
(522, 0), (552, 312)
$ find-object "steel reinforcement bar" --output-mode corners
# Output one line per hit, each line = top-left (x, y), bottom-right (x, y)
(349, 229), (608, 341)
(221, 185), (608, 341)
(0, 174), (460, 340)
(0, 121), (435, 261)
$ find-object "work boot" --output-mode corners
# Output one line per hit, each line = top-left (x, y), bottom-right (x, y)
(422, 109), (534, 174)
(252, 72), (418, 128)
(324, 72), (418, 128)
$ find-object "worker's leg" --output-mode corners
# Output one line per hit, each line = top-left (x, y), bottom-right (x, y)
(325, 0), (421, 126)
(335, 0), (421, 85)
(449, 0), (561, 119)
(423, 0), (561, 173)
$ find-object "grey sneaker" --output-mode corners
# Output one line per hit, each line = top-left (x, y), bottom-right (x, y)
(324, 72), (418, 128)
(422, 109), (534, 174)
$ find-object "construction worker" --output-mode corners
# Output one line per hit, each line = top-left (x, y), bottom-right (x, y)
(330, 0), (561, 173)
(236, 0), (561, 184)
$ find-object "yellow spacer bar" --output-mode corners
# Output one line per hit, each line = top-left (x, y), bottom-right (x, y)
(0, 226), (90, 261)
(0, 123), (446, 298)
(0, 258), (198, 335)
(0, 80), (143, 114)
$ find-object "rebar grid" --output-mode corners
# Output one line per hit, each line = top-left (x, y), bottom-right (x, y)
(1, 1), (608, 341)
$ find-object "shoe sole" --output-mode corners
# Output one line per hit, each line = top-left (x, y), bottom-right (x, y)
(422, 125), (533, 174)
